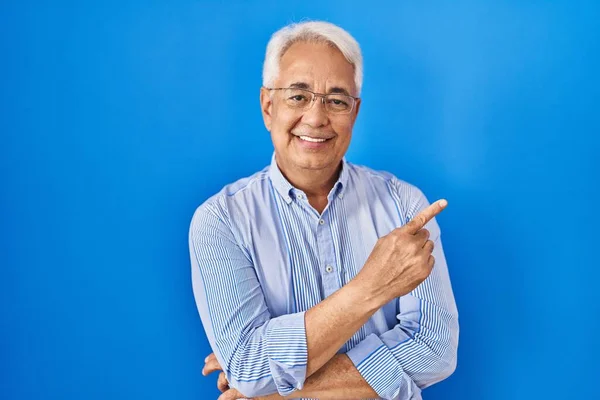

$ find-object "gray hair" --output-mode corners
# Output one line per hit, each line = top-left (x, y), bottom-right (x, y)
(262, 21), (363, 95)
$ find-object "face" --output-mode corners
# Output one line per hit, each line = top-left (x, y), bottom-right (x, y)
(260, 41), (361, 174)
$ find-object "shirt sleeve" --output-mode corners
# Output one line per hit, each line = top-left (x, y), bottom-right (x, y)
(189, 202), (308, 398)
(346, 184), (460, 400)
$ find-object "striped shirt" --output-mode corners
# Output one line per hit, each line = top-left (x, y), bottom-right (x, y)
(189, 154), (459, 400)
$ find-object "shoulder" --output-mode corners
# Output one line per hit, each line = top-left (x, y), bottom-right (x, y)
(189, 166), (270, 233)
(347, 161), (426, 202)
(346, 161), (434, 226)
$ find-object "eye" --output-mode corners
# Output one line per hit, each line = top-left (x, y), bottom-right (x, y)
(289, 94), (309, 102)
(330, 99), (348, 106)
(327, 97), (350, 109)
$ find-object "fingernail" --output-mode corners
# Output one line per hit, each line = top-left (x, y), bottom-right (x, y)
(205, 356), (209, 362)
(440, 199), (448, 207)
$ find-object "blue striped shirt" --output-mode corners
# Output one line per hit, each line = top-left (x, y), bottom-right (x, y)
(189, 154), (459, 400)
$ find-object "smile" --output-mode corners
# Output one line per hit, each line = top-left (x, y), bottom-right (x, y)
(299, 136), (329, 143)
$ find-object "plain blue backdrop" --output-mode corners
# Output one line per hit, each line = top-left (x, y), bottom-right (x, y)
(1, 1), (599, 399)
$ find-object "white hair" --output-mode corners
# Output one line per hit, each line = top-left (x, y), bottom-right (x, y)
(262, 21), (363, 95)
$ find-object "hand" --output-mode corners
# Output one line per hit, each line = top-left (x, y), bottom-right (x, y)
(218, 388), (250, 400)
(356, 199), (448, 303)
(219, 389), (283, 400)
(202, 353), (232, 393)
(203, 353), (282, 399)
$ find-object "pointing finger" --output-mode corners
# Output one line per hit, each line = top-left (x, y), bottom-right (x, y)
(403, 199), (447, 234)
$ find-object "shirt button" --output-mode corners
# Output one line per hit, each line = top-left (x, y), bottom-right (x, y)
(319, 219), (325, 225)
(338, 193), (344, 199)
(325, 265), (333, 273)
(297, 194), (304, 199)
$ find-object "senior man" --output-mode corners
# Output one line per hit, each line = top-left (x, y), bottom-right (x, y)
(189, 21), (459, 400)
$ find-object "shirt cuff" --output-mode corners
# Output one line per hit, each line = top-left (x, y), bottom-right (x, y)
(347, 333), (404, 400)
(265, 311), (308, 396)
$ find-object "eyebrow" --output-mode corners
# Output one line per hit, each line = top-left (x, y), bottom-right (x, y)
(329, 86), (350, 96)
(288, 82), (351, 96)
(289, 82), (310, 90)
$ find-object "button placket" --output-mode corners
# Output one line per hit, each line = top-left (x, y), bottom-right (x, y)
(316, 214), (340, 297)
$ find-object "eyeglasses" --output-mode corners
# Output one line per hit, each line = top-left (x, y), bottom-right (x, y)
(264, 87), (359, 115)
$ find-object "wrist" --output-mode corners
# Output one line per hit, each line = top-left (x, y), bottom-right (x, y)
(345, 276), (387, 315)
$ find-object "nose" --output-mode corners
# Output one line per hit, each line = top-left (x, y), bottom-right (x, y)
(301, 95), (329, 128)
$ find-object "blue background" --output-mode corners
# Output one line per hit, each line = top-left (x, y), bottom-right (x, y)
(2, 1), (599, 399)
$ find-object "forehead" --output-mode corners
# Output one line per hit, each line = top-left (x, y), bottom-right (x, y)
(277, 41), (356, 93)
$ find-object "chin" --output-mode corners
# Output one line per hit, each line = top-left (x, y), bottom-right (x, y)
(293, 152), (337, 170)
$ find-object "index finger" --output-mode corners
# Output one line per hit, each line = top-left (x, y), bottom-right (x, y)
(403, 199), (448, 234)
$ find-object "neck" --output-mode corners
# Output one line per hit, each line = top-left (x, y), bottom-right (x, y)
(277, 157), (342, 198)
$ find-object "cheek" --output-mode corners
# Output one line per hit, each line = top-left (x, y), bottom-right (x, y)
(332, 120), (353, 142)
(271, 108), (298, 136)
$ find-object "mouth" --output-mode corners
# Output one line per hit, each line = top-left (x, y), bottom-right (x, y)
(297, 135), (331, 143)
(293, 134), (334, 150)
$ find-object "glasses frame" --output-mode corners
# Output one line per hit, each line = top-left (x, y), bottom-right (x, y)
(264, 86), (360, 115)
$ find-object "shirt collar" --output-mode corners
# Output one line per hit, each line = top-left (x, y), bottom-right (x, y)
(268, 152), (349, 204)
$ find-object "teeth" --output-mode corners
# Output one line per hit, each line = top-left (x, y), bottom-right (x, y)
(299, 136), (327, 143)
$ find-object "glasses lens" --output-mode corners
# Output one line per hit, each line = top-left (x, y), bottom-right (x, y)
(325, 94), (354, 114)
(283, 88), (313, 109)
(279, 88), (355, 114)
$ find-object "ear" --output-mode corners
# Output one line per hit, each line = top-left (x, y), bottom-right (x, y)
(260, 87), (273, 132)
(351, 97), (362, 126)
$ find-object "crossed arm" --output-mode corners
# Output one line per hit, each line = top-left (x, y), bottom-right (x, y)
(205, 353), (381, 400)
(190, 192), (458, 400)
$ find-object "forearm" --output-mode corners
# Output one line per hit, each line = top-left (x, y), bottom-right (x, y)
(303, 278), (383, 377)
(256, 354), (378, 400)
(219, 278), (384, 398)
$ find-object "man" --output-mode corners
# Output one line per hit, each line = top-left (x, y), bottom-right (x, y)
(189, 21), (459, 400)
